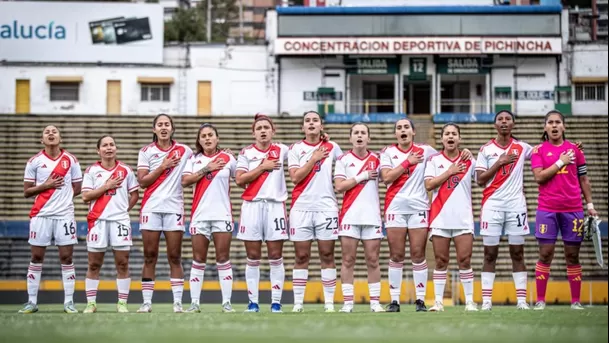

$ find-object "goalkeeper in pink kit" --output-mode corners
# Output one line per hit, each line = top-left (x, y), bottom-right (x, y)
(530, 110), (599, 310)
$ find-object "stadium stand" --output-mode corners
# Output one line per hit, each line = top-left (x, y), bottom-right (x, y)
(0, 115), (607, 290)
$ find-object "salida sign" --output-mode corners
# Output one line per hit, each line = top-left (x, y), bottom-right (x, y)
(274, 37), (562, 55)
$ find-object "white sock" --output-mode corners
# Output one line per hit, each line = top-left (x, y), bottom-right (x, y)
(61, 264), (75, 304)
(141, 280), (154, 304)
(217, 261), (233, 305)
(368, 282), (381, 306)
(245, 259), (260, 304)
(412, 260), (428, 301)
(321, 268), (337, 305)
(85, 278), (99, 303)
(513, 271), (528, 303)
(26, 262), (42, 305)
(269, 258), (285, 304)
(170, 278), (184, 304)
(342, 283), (354, 305)
(460, 269), (475, 304)
(388, 260), (403, 303)
(433, 270), (447, 303)
(481, 272), (495, 303)
(292, 269), (308, 305)
(116, 278), (130, 303)
(189, 262), (206, 305)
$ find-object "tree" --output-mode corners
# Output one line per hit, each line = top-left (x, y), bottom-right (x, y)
(202, 0), (239, 43)
(164, 0), (239, 43)
(164, 7), (206, 43)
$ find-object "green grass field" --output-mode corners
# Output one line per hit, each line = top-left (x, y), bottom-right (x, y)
(0, 304), (607, 343)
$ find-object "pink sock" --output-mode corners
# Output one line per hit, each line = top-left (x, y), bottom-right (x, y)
(566, 264), (582, 304)
(535, 261), (550, 302)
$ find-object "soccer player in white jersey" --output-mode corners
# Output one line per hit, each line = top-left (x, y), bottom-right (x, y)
(424, 123), (478, 312)
(235, 114), (289, 313)
(288, 111), (343, 313)
(136, 114), (193, 313)
(475, 111), (533, 311)
(381, 119), (473, 312)
(182, 124), (236, 313)
(334, 123), (385, 313)
(81, 136), (139, 314)
(20, 125), (82, 314)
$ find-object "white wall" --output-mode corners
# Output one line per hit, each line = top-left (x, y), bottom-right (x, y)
(570, 44), (608, 115)
(279, 57), (345, 115)
(0, 45), (276, 116)
(493, 56), (558, 115)
(571, 44), (609, 78)
(187, 45), (277, 115)
(0, 66), (179, 115)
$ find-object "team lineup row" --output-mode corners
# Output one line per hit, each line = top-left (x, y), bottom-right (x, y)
(18, 110), (598, 314)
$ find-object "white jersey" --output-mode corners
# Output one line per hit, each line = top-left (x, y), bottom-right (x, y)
(380, 143), (438, 215)
(424, 152), (476, 230)
(137, 141), (192, 214)
(82, 161), (139, 227)
(24, 150), (82, 218)
(334, 151), (382, 226)
(476, 138), (533, 212)
(236, 143), (288, 202)
(184, 151), (236, 222)
(288, 140), (343, 212)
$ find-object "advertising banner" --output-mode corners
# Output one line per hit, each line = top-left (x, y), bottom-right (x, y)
(0, 1), (164, 64)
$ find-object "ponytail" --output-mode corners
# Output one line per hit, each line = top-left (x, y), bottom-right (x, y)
(541, 110), (566, 142)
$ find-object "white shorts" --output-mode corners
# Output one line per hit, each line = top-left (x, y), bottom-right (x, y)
(237, 201), (288, 242)
(140, 212), (185, 232)
(385, 211), (429, 229)
(480, 207), (530, 236)
(189, 220), (234, 240)
(429, 227), (474, 239)
(87, 219), (132, 252)
(339, 224), (384, 240)
(29, 216), (78, 247)
(289, 210), (339, 241)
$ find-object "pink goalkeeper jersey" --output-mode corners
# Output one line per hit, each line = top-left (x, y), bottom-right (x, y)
(530, 140), (585, 212)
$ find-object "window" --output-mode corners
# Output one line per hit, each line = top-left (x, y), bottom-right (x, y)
(574, 83), (606, 101)
(141, 83), (170, 102)
(50, 82), (79, 101)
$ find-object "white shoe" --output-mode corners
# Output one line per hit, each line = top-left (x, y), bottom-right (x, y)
(516, 301), (530, 310)
(137, 303), (152, 313)
(534, 301), (546, 311)
(339, 304), (353, 313)
(571, 302), (585, 310)
(173, 302), (183, 313)
(370, 303), (385, 312)
(324, 304), (335, 313)
(481, 301), (492, 311)
(465, 301), (479, 312)
(292, 304), (304, 313)
(428, 301), (444, 312)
